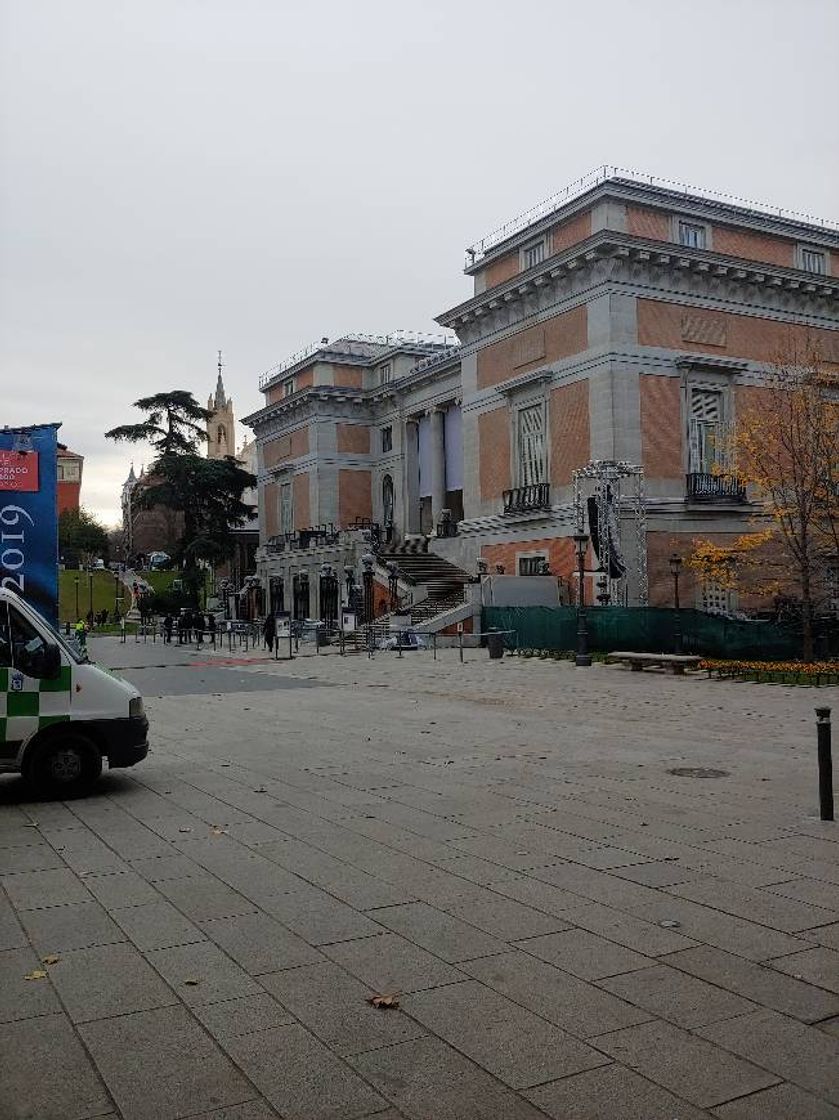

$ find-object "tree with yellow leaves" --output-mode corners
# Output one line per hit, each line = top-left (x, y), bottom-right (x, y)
(688, 345), (839, 659)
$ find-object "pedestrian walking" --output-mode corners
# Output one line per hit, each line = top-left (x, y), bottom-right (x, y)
(177, 612), (186, 644)
(74, 618), (87, 652)
(163, 613), (173, 643)
(195, 612), (204, 648)
(208, 613), (216, 648)
(263, 612), (276, 653)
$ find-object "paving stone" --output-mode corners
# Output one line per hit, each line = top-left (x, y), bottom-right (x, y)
(461, 949), (651, 1037)
(429, 853), (522, 885)
(200, 910), (323, 974)
(666, 877), (839, 932)
(767, 879), (839, 911)
(262, 959), (427, 1055)
(259, 885), (383, 945)
(769, 946), (839, 994)
(598, 963), (758, 1027)
(111, 899), (207, 951)
(367, 901), (504, 962)
(0, 842), (65, 874)
(128, 853), (200, 882)
(525, 1062), (714, 1119)
(147, 940), (262, 1006)
(698, 1009), (839, 1106)
(155, 874), (258, 922)
(515, 928), (653, 980)
(0, 887), (26, 950)
(223, 1022), (385, 1120)
(84, 870), (162, 910)
(182, 1104), (280, 1120)
(0, 945), (63, 1022)
(324, 932), (464, 993)
(819, 1016), (839, 1039)
(1, 866), (93, 910)
(556, 900), (698, 956)
(593, 1019), (779, 1108)
(191, 992), (295, 1041)
(80, 1004), (254, 1120)
(51, 833), (130, 876)
(663, 943), (839, 1023)
(442, 890), (571, 940)
(611, 860), (697, 887)
(711, 1082), (839, 1119)
(18, 898), (126, 954)
(807, 924), (839, 950)
(0, 1012), (114, 1120)
(403, 979), (608, 1089)
(48, 941), (178, 1023)
(347, 1035), (548, 1119)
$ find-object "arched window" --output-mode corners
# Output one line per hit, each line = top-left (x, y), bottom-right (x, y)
(382, 474), (394, 526)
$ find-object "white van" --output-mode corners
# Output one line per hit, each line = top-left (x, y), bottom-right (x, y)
(0, 587), (148, 796)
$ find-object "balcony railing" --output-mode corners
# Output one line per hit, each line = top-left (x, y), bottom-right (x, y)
(503, 483), (551, 514)
(686, 472), (747, 504)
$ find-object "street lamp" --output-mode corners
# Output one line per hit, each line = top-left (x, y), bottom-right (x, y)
(88, 571), (94, 618)
(74, 575), (80, 620)
(572, 532), (591, 667)
(387, 562), (399, 612)
(669, 552), (683, 653)
(361, 553), (375, 625)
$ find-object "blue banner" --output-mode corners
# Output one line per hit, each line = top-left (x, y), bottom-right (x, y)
(0, 424), (60, 628)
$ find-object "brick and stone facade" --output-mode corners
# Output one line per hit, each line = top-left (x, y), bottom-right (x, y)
(246, 170), (839, 617)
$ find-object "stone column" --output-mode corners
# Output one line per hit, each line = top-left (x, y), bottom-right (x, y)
(429, 408), (446, 533)
(404, 419), (421, 535)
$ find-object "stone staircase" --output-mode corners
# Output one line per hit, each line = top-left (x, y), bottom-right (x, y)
(379, 540), (471, 604)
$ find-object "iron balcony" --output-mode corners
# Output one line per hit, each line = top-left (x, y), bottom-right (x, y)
(503, 482), (551, 514)
(686, 472), (747, 504)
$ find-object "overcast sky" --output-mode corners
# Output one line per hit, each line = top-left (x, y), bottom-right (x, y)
(2, 0), (837, 526)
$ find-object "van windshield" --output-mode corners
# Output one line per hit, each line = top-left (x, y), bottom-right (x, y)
(44, 617), (86, 664)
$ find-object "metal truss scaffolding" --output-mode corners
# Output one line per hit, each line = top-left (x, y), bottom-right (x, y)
(573, 460), (648, 606)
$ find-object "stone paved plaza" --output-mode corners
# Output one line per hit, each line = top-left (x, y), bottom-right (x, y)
(2, 637), (839, 1119)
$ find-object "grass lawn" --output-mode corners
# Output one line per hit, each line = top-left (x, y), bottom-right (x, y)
(136, 569), (184, 594)
(59, 570), (126, 622)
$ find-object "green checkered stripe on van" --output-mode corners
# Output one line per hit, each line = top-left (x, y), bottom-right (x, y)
(0, 666), (72, 745)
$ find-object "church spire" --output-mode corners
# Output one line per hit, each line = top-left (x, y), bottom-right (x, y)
(214, 349), (227, 409)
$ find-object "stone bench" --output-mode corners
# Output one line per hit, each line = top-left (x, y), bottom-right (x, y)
(606, 651), (702, 675)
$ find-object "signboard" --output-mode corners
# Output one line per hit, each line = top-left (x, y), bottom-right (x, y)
(341, 608), (357, 633)
(0, 425), (59, 627)
(275, 611), (291, 638)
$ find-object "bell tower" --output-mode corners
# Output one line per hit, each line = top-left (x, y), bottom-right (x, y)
(207, 350), (236, 459)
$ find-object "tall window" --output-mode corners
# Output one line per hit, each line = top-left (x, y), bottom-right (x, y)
(522, 240), (545, 269)
(688, 388), (725, 474)
(701, 580), (734, 614)
(517, 405), (546, 487)
(379, 363), (391, 385)
(679, 221), (707, 249)
(283, 379), (295, 398)
(280, 482), (293, 534)
(382, 475), (394, 526)
(801, 248), (826, 275)
(381, 426), (393, 453)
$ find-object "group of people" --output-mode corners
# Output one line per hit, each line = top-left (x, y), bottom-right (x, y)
(162, 609), (217, 647)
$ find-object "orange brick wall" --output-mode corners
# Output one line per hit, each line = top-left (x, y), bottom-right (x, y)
(637, 299), (839, 366)
(551, 210), (592, 254)
(712, 226), (795, 269)
(297, 369), (315, 389)
(293, 473), (310, 530)
(646, 530), (771, 610)
(263, 481), (278, 537)
(640, 375), (683, 479)
(549, 380), (590, 486)
(477, 306), (588, 390)
(481, 537), (576, 581)
(263, 426), (309, 468)
(336, 423), (370, 454)
(333, 365), (364, 389)
(484, 250), (520, 289)
(627, 205), (671, 241)
(338, 469), (372, 526)
(478, 408), (511, 500)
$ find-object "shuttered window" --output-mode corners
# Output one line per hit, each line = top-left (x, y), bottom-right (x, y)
(517, 405), (546, 487)
(280, 483), (293, 534)
(688, 388), (724, 473)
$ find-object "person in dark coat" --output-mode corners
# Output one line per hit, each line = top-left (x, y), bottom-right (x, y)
(263, 613), (276, 652)
(208, 613), (216, 648)
(195, 611), (204, 648)
(163, 613), (173, 643)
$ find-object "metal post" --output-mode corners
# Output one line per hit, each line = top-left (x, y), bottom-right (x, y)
(459, 629), (463, 663)
(816, 707), (834, 822)
(433, 632), (437, 661)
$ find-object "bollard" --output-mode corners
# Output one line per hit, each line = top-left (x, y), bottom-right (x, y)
(458, 629), (463, 663)
(816, 707), (834, 822)
(433, 632), (437, 661)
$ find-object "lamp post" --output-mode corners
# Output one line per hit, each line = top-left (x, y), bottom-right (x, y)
(669, 552), (683, 654)
(113, 570), (120, 617)
(74, 575), (80, 620)
(88, 572), (94, 618)
(361, 553), (375, 625)
(572, 532), (591, 667)
(387, 562), (399, 612)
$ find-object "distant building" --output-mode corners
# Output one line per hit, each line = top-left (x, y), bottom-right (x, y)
(120, 462), (184, 561)
(56, 444), (83, 516)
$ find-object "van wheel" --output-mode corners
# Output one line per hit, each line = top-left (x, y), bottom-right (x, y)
(25, 733), (103, 798)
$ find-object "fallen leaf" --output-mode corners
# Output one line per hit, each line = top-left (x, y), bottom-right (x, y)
(41, 954), (61, 965)
(178, 827), (192, 833)
(211, 827), (226, 836)
(367, 993), (400, 1009)
(183, 978), (200, 986)
(24, 970), (48, 981)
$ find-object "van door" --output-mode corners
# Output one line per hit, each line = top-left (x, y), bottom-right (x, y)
(0, 600), (70, 759)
